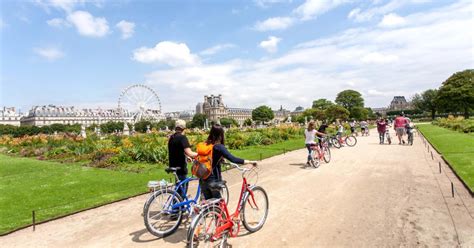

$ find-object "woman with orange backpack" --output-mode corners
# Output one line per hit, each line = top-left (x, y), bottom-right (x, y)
(194, 124), (257, 199)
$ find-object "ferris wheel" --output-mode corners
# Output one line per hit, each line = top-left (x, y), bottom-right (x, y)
(118, 84), (163, 122)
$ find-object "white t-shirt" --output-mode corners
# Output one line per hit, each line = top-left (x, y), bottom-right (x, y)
(305, 129), (317, 144)
(337, 125), (344, 133)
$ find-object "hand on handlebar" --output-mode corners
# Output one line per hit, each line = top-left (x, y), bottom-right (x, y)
(244, 160), (258, 166)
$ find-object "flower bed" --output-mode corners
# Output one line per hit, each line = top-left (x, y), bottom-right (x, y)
(0, 126), (304, 171)
(432, 116), (474, 133)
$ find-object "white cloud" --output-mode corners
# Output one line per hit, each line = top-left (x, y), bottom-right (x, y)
(116, 20), (135, 39)
(0, 18), (6, 29)
(378, 13), (406, 27)
(139, 0), (472, 112)
(255, 17), (295, 31)
(66, 11), (109, 37)
(361, 52), (398, 64)
(35, 0), (86, 13)
(132, 41), (200, 66)
(254, 0), (292, 8)
(293, 0), (349, 21)
(200, 43), (236, 56)
(34, 47), (65, 61)
(348, 0), (430, 22)
(259, 36), (282, 53)
(47, 18), (70, 28)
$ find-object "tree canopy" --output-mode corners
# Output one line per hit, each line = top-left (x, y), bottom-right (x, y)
(325, 105), (350, 122)
(220, 117), (238, 128)
(335, 90), (364, 113)
(350, 106), (369, 120)
(312, 98), (334, 110)
(437, 69), (474, 118)
(190, 113), (207, 128)
(412, 89), (438, 119)
(252, 106), (274, 123)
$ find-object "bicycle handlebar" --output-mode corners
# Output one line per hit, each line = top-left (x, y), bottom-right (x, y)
(222, 161), (255, 172)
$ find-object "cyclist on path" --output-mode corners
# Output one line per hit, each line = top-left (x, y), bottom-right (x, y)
(305, 121), (326, 166)
(376, 117), (388, 144)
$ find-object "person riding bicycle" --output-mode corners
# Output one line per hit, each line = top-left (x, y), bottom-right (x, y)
(349, 120), (357, 135)
(305, 121), (325, 165)
(317, 121), (329, 148)
(200, 124), (257, 200)
(168, 120), (197, 198)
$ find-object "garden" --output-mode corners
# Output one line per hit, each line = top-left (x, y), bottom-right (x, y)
(417, 122), (474, 192)
(0, 125), (307, 234)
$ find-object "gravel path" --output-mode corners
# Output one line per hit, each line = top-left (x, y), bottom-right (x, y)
(2, 130), (473, 247)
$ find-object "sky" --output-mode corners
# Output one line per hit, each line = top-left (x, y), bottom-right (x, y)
(0, 0), (473, 113)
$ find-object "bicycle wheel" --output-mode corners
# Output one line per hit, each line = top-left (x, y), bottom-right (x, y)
(242, 186), (269, 233)
(331, 137), (341, 149)
(187, 205), (227, 248)
(143, 189), (184, 237)
(323, 146), (331, 163)
(345, 135), (357, 147)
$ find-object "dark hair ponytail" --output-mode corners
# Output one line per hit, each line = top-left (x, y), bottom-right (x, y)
(207, 124), (225, 145)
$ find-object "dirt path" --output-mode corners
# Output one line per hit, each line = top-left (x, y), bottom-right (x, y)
(2, 130), (473, 247)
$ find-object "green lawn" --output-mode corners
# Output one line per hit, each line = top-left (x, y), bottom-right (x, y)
(417, 124), (474, 192)
(0, 155), (166, 235)
(0, 137), (304, 235)
(231, 138), (304, 161)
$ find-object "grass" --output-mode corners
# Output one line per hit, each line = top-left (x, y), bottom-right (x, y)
(0, 137), (304, 235)
(0, 155), (167, 235)
(417, 124), (474, 192)
(230, 138), (304, 161)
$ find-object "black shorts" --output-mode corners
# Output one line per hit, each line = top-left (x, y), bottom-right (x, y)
(350, 127), (355, 133)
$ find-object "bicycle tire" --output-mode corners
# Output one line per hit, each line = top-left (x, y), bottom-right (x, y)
(323, 146), (331, 163)
(345, 135), (357, 147)
(331, 137), (341, 149)
(144, 189), (184, 237)
(242, 186), (269, 233)
(187, 204), (227, 248)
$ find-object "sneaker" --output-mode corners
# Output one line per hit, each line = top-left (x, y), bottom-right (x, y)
(402, 140), (406, 144)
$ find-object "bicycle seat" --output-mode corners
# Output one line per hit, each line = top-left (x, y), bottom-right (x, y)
(209, 180), (227, 191)
(165, 167), (181, 173)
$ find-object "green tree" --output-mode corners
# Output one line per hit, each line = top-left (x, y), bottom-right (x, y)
(350, 106), (369, 120)
(437, 69), (474, 118)
(312, 98), (334, 110)
(366, 108), (377, 120)
(244, 118), (253, 126)
(190, 113), (207, 128)
(325, 105), (350, 122)
(252, 106), (274, 124)
(412, 89), (439, 120)
(335, 90), (364, 113)
(134, 120), (152, 133)
(302, 108), (326, 121)
(220, 118), (238, 128)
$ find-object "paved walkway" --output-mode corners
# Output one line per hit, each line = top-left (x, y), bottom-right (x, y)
(2, 130), (473, 247)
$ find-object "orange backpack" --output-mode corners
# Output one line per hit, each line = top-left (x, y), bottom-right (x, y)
(192, 142), (214, 179)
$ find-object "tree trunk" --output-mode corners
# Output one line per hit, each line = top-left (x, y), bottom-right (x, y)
(464, 107), (469, 119)
(431, 109), (436, 120)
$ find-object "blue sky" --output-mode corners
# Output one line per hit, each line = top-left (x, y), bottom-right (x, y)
(0, 0), (472, 113)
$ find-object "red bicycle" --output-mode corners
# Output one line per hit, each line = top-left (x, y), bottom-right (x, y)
(309, 137), (331, 168)
(187, 161), (269, 247)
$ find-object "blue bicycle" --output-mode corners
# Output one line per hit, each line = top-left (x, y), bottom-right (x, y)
(143, 167), (229, 237)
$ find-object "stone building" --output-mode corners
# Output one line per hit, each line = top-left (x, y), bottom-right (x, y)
(228, 108), (253, 125)
(273, 105), (291, 123)
(197, 94), (253, 125)
(0, 107), (22, 126)
(20, 105), (134, 127)
(164, 110), (195, 122)
(389, 96), (412, 110)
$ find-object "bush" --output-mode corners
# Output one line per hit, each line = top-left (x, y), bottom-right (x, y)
(432, 116), (474, 133)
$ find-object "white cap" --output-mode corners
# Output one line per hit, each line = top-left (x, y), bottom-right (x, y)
(175, 119), (186, 130)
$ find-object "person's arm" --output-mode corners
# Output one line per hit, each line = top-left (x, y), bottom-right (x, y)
(215, 144), (256, 165)
(181, 136), (197, 158)
(184, 148), (197, 158)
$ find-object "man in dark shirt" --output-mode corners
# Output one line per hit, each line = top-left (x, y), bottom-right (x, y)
(317, 121), (328, 148)
(168, 120), (197, 197)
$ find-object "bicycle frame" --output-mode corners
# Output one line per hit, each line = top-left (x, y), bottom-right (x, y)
(156, 176), (201, 214)
(211, 176), (257, 240)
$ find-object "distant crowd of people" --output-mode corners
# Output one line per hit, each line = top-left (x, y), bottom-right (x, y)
(376, 113), (414, 145)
